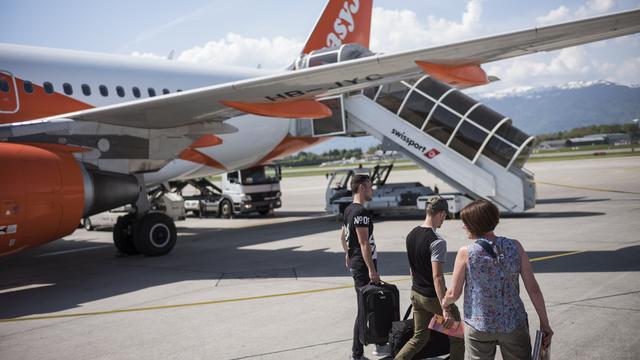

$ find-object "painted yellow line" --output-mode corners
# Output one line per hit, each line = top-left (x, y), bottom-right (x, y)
(529, 250), (586, 262)
(0, 250), (585, 323)
(534, 181), (640, 195)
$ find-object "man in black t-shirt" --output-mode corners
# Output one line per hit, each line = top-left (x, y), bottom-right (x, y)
(339, 173), (387, 360)
(395, 196), (464, 360)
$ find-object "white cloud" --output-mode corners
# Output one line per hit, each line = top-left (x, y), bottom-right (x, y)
(370, 0), (482, 52)
(132, 33), (303, 69)
(176, 33), (302, 69)
(475, 42), (639, 95)
(129, 0), (635, 93)
(537, 0), (616, 25)
(576, 0), (616, 18)
(536, 6), (571, 25)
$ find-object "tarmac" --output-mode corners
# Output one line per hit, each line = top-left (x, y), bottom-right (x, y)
(1, 157), (639, 359)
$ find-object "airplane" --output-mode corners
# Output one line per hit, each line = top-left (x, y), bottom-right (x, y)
(1, 1), (639, 257)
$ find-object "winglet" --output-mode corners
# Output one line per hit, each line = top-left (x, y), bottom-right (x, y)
(415, 61), (490, 88)
(302, 0), (373, 54)
(221, 99), (332, 119)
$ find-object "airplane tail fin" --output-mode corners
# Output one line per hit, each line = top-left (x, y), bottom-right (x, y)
(302, 0), (373, 54)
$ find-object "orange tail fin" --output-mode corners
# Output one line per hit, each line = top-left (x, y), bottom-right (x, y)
(302, 0), (373, 54)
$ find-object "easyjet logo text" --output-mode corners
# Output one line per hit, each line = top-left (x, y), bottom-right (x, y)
(327, 0), (360, 48)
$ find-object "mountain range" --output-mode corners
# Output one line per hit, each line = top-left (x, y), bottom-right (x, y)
(477, 81), (640, 135)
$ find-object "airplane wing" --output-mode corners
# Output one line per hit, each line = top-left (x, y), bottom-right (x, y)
(38, 8), (640, 129)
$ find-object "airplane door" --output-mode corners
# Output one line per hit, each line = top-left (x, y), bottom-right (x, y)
(0, 71), (19, 113)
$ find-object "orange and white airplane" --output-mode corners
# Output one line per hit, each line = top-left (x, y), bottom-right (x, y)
(1, 1), (639, 257)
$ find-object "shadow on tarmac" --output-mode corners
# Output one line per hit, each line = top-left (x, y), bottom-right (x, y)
(535, 197), (610, 204)
(0, 215), (636, 319)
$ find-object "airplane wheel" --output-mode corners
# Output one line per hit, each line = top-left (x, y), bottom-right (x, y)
(134, 212), (177, 256)
(220, 199), (233, 219)
(113, 214), (138, 255)
(84, 218), (94, 231)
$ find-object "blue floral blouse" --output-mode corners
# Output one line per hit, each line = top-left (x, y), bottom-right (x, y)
(463, 236), (528, 332)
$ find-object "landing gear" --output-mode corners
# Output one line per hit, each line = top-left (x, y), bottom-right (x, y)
(134, 213), (177, 256)
(113, 213), (138, 255)
(110, 177), (178, 257)
(112, 212), (177, 256)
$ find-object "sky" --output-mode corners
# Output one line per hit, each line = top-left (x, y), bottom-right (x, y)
(2, 0), (639, 152)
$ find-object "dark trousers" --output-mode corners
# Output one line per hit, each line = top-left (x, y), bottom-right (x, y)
(351, 258), (378, 358)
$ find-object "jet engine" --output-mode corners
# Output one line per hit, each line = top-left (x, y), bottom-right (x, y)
(0, 143), (140, 256)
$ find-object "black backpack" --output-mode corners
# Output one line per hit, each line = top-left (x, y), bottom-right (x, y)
(388, 305), (451, 359)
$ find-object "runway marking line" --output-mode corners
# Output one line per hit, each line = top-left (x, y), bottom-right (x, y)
(534, 180), (640, 195)
(0, 250), (585, 323)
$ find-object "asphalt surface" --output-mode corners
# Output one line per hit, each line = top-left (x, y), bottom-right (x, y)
(1, 157), (639, 359)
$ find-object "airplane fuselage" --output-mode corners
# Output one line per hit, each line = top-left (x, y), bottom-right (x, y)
(0, 43), (313, 183)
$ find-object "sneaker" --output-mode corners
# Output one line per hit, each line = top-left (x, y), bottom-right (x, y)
(372, 344), (390, 356)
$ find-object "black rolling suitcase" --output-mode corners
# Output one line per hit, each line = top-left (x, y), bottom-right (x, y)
(357, 282), (400, 345)
(388, 305), (450, 359)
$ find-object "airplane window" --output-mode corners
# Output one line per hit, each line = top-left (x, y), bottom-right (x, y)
(43, 82), (54, 94)
(132, 87), (141, 98)
(0, 79), (8, 92)
(399, 91), (435, 130)
(148, 88), (156, 97)
(162, 88), (170, 95)
(63, 83), (73, 95)
(99, 85), (109, 97)
(82, 84), (91, 96)
(116, 86), (125, 97)
(23, 81), (34, 94)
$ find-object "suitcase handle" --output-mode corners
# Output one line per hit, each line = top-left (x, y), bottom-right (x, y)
(403, 305), (413, 321)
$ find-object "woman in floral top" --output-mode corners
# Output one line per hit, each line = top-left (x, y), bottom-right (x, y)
(442, 200), (553, 359)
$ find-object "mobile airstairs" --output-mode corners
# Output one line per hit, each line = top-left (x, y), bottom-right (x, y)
(292, 75), (537, 213)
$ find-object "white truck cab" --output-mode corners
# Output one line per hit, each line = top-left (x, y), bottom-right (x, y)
(221, 164), (282, 216)
(181, 164), (282, 218)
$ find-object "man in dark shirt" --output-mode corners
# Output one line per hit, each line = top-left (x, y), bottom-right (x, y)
(395, 196), (464, 360)
(340, 173), (388, 360)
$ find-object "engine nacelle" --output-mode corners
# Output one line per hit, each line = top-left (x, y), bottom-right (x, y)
(0, 143), (140, 256)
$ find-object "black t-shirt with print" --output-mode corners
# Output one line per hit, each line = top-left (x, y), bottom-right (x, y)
(343, 203), (376, 261)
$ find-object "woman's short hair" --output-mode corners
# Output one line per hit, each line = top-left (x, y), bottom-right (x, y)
(460, 199), (500, 237)
(350, 174), (371, 193)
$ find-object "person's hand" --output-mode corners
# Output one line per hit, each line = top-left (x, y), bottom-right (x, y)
(369, 270), (380, 284)
(540, 323), (554, 349)
(442, 306), (454, 328)
(441, 297), (452, 309)
(344, 254), (351, 269)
